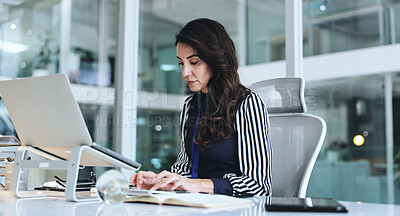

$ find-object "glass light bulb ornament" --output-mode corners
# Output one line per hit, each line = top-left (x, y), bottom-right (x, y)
(96, 169), (129, 204)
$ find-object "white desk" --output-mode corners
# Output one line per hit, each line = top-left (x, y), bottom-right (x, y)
(1, 191), (399, 216)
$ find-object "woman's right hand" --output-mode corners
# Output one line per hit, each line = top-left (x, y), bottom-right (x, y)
(129, 171), (157, 190)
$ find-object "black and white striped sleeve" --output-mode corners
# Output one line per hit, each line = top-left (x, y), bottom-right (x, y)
(171, 95), (193, 177)
(224, 92), (272, 196)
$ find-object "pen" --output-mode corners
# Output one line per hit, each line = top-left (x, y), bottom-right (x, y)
(235, 193), (254, 198)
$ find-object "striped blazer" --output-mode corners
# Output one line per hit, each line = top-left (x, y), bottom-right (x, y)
(171, 92), (272, 196)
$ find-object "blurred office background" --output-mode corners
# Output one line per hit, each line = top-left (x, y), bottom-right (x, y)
(0, 0), (400, 204)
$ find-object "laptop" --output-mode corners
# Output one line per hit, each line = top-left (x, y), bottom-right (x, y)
(0, 73), (141, 169)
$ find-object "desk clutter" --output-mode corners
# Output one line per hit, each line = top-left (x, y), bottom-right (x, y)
(0, 154), (15, 190)
(0, 135), (20, 190)
(34, 172), (97, 192)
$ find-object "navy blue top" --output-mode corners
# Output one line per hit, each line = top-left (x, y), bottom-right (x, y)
(185, 92), (241, 195)
(172, 91), (272, 196)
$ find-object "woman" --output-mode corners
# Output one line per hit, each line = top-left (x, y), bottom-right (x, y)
(130, 18), (272, 196)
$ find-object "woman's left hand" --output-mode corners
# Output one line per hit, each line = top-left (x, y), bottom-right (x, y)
(150, 170), (213, 193)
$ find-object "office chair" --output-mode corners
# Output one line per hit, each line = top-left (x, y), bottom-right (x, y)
(249, 77), (326, 198)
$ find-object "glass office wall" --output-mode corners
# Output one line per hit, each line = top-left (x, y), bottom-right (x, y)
(0, 0), (61, 79)
(305, 75), (392, 203)
(70, 0), (117, 87)
(66, 0), (119, 178)
(69, 0), (118, 151)
(393, 74), (400, 204)
(0, 0), (61, 135)
(247, 0), (285, 64)
(304, 0), (389, 56)
(246, 0), (400, 64)
(303, 0), (400, 204)
(391, 2), (400, 43)
(136, 109), (181, 171)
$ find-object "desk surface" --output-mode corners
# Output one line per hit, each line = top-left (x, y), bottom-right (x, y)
(1, 191), (399, 216)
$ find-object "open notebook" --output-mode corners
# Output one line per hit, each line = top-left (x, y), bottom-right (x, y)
(125, 193), (254, 208)
(0, 74), (140, 169)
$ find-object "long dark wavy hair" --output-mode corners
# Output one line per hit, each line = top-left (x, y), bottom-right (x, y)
(176, 18), (249, 148)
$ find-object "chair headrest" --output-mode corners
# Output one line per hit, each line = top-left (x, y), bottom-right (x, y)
(249, 77), (307, 114)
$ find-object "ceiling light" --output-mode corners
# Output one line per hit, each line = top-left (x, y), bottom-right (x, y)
(10, 23), (16, 30)
(160, 64), (178, 71)
(353, 135), (365, 146)
(0, 40), (28, 54)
